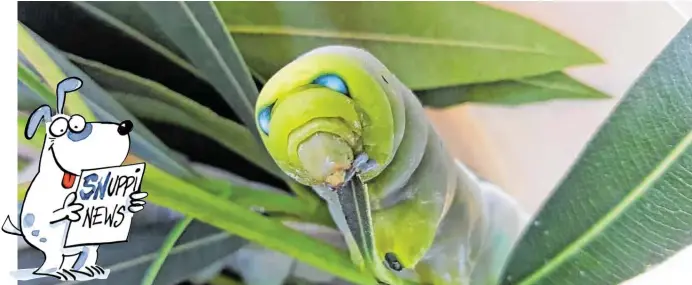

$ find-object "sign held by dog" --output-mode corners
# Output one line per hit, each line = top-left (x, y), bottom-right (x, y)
(65, 163), (146, 247)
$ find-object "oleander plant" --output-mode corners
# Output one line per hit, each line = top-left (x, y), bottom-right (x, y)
(16, 2), (692, 285)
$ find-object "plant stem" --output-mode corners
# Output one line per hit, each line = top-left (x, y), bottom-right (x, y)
(140, 217), (193, 285)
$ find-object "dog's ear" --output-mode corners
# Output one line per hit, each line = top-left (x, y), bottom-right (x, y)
(25, 105), (52, 140)
(56, 77), (83, 114)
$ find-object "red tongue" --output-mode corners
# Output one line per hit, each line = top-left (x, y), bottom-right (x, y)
(62, 172), (76, 189)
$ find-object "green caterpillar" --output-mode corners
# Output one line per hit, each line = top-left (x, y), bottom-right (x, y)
(255, 46), (528, 285)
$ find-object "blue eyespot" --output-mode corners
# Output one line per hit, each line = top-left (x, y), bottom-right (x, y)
(258, 105), (273, 135)
(313, 74), (349, 96)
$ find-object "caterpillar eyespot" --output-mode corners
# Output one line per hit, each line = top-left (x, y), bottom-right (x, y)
(313, 74), (349, 96)
(257, 104), (273, 135)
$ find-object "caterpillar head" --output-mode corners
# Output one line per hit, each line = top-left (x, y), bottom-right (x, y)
(255, 46), (400, 188)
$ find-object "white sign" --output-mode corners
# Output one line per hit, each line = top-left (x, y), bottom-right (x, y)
(64, 163), (146, 247)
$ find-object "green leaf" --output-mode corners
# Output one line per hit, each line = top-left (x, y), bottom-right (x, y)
(416, 72), (609, 107)
(18, 54), (49, 110)
(193, 177), (332, 226)
(72, 1), (205, 80)
(17, 63), (55, 108)
(142, 166), (376, 285)
(501, 22), (692, 285)
(18, 81), (48, 112)
(17, 63), (54, 106)
(18, 23), (95, 121)
(141, 217), (194, 285)
(19, 23), (195, 178)
(66, 53), (282, 179)
(139, 1), (260, 135)
(215, 2), (602, 89)
(77, 1), (269, 99)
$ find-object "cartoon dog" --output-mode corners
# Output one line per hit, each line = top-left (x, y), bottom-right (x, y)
(3, 77), (148, 280)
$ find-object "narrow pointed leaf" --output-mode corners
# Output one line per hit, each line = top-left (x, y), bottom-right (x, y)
(416, 72), (609, 107)
(18, 80), (46, 111)
(139, 1), (260, 135)
(215, 1), (602, 89)
(79, 1), (185, 59)
(18, 63), (53, 105)
(71, 1), (205, 80)
(502, 21), (692, 285)
(141, 217), (195, 285)
(18, 23), (95, 120)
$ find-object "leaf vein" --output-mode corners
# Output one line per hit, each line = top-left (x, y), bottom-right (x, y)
(227, 25), (563, 56)
(517, 130), (692, 284)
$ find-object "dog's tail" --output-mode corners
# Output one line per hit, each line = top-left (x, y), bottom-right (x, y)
(2, 216), (21, 236)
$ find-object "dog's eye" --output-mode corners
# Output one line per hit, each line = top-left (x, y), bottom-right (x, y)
(313, 74), (349, 96)
(69, 115), (86, 133)
(49, 117), (68, 137)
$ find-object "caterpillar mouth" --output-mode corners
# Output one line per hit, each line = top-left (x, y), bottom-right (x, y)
(297, 132), (356, 188)
(329, 153), (378, 190)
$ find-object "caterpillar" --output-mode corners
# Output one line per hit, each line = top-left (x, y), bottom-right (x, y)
(255, 46), (529, 285)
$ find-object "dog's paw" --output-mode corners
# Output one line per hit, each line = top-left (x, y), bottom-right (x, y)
(81, 265), (106, 277)
(128, 191), (148, 213)
(59, 269), (78, 280)
(52, 205), (84, 223)
(58, 192), (84, 221)
(130, 191), (148, 200)
(40, 269), (78, 281)
(65, 203), (84, 221)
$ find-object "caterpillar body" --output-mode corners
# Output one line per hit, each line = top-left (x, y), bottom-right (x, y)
(255, 46), (528, 285)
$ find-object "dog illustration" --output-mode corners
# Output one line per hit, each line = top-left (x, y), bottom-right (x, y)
(3, 77), (148, 281)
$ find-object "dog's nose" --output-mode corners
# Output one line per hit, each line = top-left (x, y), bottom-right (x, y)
(117, 120), (133, 135)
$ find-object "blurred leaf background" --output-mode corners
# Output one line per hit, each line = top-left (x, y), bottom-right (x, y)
(16, 2), (612, 285)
